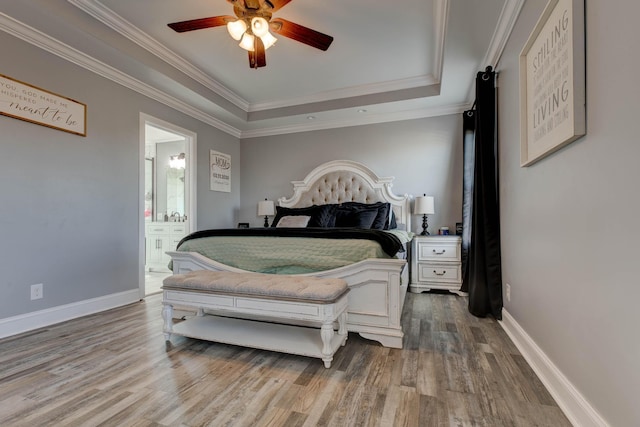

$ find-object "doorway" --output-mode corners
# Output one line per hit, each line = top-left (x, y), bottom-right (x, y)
(139, 114), (196, 297)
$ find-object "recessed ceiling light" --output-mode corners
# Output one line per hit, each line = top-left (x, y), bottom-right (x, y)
(357, 109), (367, 113)
(307, 116), (316, 120)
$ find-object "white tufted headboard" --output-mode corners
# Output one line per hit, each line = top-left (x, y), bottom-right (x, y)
(278, 160), (412, 231)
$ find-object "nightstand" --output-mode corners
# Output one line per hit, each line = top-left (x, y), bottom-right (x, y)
(409, 235), (465, 296)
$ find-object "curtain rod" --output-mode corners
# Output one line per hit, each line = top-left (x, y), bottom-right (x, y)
(469, 66), (498, 112)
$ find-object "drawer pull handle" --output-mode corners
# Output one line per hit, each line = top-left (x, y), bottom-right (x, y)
(432, 249), (446, 255)
(433, 270), (446, 276)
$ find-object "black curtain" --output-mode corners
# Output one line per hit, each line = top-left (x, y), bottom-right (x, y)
(461, 66), (503, 319)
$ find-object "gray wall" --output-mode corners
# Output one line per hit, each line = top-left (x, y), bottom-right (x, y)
(0, 30), (239, 319)
(498, 1), (640, 425)
(239, 115), (463, 233)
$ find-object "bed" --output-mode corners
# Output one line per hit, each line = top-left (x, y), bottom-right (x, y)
(167, 160), (413, 348)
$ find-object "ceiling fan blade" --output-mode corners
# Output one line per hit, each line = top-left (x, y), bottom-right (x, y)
(265, 0), (293, 12)
(270, 18), (333, 51)
(168, 16), (234, 33)
(249, 37), (267, 69)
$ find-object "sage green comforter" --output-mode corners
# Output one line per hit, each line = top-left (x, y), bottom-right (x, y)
(174, 235), (394, 274)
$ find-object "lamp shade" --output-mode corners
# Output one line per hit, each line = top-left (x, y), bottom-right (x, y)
(239, 32), (256, 51)
(227, 19), (247, 41)
(414, 195), (434, 215)
(257, 199), (275, 216)
(260, 31), (277, 50)
(251, 17), (269, 37)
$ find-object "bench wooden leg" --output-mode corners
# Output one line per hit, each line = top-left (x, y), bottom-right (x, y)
(338, 311), (348, 346)
(162, 303), (174, 341)
(320, 321), (335, 368)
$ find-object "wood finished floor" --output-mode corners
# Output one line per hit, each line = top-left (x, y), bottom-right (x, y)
(0, 292), (571, 427)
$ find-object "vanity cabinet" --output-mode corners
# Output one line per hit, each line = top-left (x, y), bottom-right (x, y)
(146, 222), (188, 272)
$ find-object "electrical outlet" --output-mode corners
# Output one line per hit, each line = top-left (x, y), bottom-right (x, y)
(30, 283), (43, 300)
(505, 283), (511, 302)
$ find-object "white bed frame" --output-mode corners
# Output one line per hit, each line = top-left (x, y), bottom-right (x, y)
(167, 160), (412, 348)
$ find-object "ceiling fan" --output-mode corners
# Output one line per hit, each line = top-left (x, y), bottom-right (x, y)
(167, 0), (334, 69)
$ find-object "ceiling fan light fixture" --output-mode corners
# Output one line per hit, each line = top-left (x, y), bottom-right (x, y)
(239, 32), (256, 51)
(227, 19), (247, 41)
(251, 17), (269, 37)
(260, 31), (277, 50)
(167, 0), (334, 69)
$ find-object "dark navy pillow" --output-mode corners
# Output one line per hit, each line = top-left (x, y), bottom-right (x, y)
(338, 202), (390, 230)
(334, 207), (378, 228)
(271, 205), (336, 228)
(388, 210), (397, 230)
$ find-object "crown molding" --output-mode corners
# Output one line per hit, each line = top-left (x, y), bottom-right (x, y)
(67, 0), (449, 116)
(248, 75), (439, 112)
(431, 0), (449, 82)
(248, 1), (449, 113)
(467, 0), (525, 103)
(67, 0), (250, 111)
(483, 0), (526, 68)
(240, 102), (471, 139)
(1, 1), (505, 139)
(0, 12), (242, 138)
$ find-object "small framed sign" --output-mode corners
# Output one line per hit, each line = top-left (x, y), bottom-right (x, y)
(519, 0), (585, 166)
(210, 150), (231, 192)
(0, 73), (86, 136)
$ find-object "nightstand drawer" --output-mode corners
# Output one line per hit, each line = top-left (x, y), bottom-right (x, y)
(416, 241), (460, 262)
(417, 264), (461, 283)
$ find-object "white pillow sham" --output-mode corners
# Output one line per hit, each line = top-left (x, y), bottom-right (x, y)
(275, 215), (311, 228)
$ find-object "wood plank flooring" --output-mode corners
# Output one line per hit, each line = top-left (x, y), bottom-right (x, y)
(0, 292), (571, 426)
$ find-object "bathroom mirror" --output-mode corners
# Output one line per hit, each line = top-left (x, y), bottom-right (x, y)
(145, 125), (188, 222)
(166, 166), (185, 217)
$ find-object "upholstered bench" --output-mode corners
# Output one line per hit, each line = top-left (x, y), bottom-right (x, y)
(161, 270), (349, 368)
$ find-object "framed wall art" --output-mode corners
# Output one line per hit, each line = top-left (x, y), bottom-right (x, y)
(0, 73), (86, 136)
(519, 0), (585, 166)
(210, 150), (231, 192)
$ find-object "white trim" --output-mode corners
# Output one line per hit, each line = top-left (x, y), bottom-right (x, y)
(483, 0), (525, 69)
(139, 113), (197, 298)
(67, 0), (448, 115)
(468, 0), (526, 102)
(431, 0), (449, 82)
(240, 102), (471, 139)
(0, 3), (518, 138)
(0, 12), (241, 138)
(67, 0), (249, 111)
(139, 114), (146, 299)
(249, 75), (439, 112)
(0, 290), (140, 340)
(499, 309), (610, 427)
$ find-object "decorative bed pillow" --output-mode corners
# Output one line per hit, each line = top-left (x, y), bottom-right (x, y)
(275, 215), (311, 228)
(388, 209), (397, 230)
(337, 202), (390, 230)
(271, 205), (336, 228)
(334, 206), (379, 228)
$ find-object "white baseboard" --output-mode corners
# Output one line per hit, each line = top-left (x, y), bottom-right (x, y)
(499, 309), (609, 427)
(0, 290), (141, 340)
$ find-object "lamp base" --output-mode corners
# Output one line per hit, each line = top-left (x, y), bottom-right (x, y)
(263, 216), (269, 228)
(420, 214), (430, 236)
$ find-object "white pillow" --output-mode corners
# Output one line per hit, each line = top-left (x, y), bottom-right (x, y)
(275, 215), (311, 228)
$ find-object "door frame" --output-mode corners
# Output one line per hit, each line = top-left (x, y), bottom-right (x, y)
(139, 113), (197, 299)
